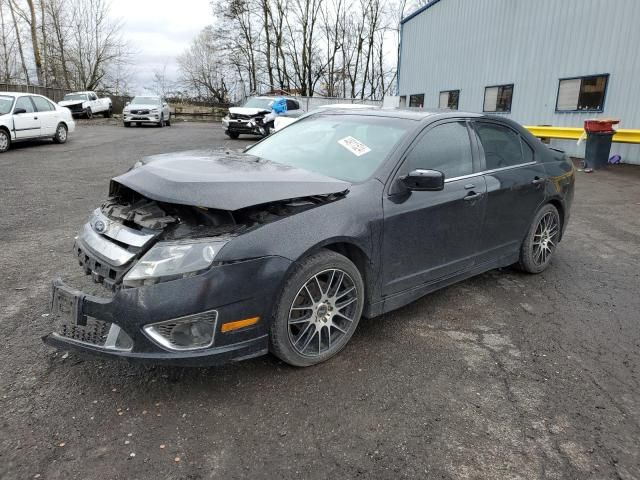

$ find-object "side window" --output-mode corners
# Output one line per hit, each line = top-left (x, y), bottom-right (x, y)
(286, 99), (299, 111)
(405, 122), (473, 180)
(14, 96), (35, 113)
(89, 93), (98, 101)
(474, 123), (524, 170)
(32, 96), (54, 112)
(521, 139), (534, 163)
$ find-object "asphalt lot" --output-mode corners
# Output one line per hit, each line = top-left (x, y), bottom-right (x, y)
(1, 121), (639, 480)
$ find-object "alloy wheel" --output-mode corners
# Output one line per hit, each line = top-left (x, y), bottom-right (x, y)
(57, 125), (67, 142)
(532, 211), (559, 267)
(0, 132), (8, 151)
(288, 268), (359, 357)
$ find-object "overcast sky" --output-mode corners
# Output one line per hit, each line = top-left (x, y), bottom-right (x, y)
(110, 0), (212, 93)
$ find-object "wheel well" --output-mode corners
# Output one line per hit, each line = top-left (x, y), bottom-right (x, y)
(322, 242), (370, 290)
(0, 125), (9, 135)
(547, 199), (565, 237)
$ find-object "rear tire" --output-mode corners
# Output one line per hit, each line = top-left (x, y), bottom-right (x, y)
(227, 131), (240, 139)
(0, 129), (10, 152)
(270, 250), (364, 367)
(518, 204), (561, 273)
(52, 123), (67, 144)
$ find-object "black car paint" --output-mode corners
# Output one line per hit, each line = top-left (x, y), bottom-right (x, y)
(45, 110), (575, 365)
(113, 150), (350, 211)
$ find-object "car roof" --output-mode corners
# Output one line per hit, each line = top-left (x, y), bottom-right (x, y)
(254, 95), (297, 101)
(309, 107), (487, 121)
(0, 92), (51, 98)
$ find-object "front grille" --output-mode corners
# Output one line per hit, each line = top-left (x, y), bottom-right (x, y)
(230, 113), (253, 120)
(74, 243), (126, 290)
(57, 316), (112, 346)
(130, 109), (150, 115)
(69, 104), (83, 113)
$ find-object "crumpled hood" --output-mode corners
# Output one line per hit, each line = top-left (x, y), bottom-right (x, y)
(229, 106), (271, 116)
(59, 100), (85, 107)
(112, 150), (350, 211)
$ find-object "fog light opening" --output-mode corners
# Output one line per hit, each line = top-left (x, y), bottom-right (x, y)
(170, 321), (215, 348)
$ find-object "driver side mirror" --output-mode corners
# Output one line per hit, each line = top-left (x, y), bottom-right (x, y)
(13, 108), (27, 115)
(125, 101), (130, 106)
(399, 169), (445, 191)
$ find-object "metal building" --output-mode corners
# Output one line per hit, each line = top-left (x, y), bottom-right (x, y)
(397, 0), (640, 164)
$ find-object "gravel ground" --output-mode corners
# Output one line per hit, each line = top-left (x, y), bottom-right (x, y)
(1, 121), (639, 480)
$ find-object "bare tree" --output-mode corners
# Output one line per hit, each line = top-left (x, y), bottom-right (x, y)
(177, 27), (229, 103)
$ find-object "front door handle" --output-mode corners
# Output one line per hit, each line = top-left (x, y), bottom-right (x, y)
(531, 176), (545, 185)
(463, 192), (482, 201)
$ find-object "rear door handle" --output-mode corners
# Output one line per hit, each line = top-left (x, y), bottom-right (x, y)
(34, 116), (38, 120)
(463, 192), (482, 201)
(531, 177), (545, 185)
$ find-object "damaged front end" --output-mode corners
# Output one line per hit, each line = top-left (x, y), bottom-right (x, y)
(46, 182), (345, 365)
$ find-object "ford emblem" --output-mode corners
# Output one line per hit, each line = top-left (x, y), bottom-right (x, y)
(93, 220), (106, 233)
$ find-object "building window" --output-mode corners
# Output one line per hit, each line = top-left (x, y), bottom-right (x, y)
(556, 74), (608, 112)
(483, 84), (513, 113)
(409, 94), (424, 108)
(439, 90), (459, 110)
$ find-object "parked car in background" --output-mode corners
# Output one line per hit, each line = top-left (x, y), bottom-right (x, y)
(122, 96), (171, 128)
(45, 109), (574, 367)
(0, 92), (75, 153)
(222, 96), (304, 138)
(274, 103), (376, 131)
(58, 91), (112, 118)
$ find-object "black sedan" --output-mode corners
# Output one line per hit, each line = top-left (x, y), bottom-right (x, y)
(45, 109), (575, 367)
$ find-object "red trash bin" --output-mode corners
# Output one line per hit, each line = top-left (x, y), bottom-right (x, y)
(583, 119), (619, 170)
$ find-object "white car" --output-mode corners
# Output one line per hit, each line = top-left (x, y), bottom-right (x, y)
(122, 96), (171, 128)
(0, 92), (75, 153)
(222, 96), (304, 138)
(58, 91), (112, 118)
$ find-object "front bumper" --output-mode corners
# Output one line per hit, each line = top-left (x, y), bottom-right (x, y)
(123, 113), (161, 123)
(43, 256), (291, 366)
(222, 117), (266, 135)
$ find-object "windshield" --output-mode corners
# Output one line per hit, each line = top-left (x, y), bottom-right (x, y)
(132, 97), (160, 105)
(0, 96), (14, 115)
(63, 94), (87, 101)
(243, 97), (274, 110)
(247, 114), (413, 182)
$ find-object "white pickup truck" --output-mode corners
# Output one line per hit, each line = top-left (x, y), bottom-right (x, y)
(58, 91), (112, 119)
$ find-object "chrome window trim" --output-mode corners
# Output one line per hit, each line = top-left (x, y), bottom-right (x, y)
(445, 161), (537, 183)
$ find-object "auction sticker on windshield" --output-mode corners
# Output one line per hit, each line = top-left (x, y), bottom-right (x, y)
(338, 136), (371, 157)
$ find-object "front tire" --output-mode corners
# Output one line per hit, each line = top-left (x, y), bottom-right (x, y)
(123, 121), (131, 128)
(226, 131), (240, 139)
(85, 107), (92, 119)
(157, 114), (164, 127)
(166, 114), (171, 126)
(103, 107), (112, 118)
(518, 204), (561, 273)
(0, 129), (10, 152)
(270, 250), (364, 367)
(52, 123), (67, 144)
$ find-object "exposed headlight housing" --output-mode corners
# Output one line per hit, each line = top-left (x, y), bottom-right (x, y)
(123, 239), (227, 288)
(151, 108), (159, 113)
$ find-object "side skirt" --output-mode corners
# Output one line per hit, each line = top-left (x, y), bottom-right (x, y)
(365, 252), (519, 318)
